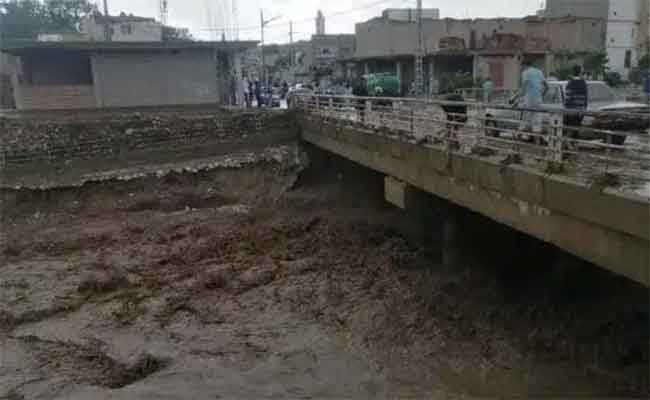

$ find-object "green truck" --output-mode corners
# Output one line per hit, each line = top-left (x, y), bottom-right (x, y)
(365, 73), (400, 97)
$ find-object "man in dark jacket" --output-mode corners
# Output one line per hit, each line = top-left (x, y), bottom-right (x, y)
(441, 93), (468, 146)
(564, 65), (588, 144)
(254, 79), (262, 108)
(352, 77), (369, 124)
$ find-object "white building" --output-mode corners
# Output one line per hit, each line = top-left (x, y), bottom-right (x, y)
(80, 14), (163, 42)
(605, 0), (643, 76)
(545, 0), (645, 78)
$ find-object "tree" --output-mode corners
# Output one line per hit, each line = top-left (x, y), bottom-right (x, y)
(583, 51), (609, 80)
(0, 0), (96, 39)
(0, 0), (43, 39)
(42, 0), (96, 33)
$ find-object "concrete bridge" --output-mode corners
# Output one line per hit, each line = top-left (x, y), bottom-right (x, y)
(294, 95), (649, 286)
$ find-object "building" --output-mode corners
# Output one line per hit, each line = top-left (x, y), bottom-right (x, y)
(544, 0), (610, 19)
(242, 34), (354, 85)
(80, 13), (164, 42)
(1, 41), (257, 110)
(311, 34), (356, 82)
(382, 8), (440, 21)
(605, 0), (643, 76)
(545, 0), (645, 77)
(641, 0), (650, 55)
(316, 11), (326, 35)
(353, 11), (605, 93)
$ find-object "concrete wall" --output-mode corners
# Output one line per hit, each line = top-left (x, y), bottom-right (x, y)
(545, 0), (609, 18)
(312, 34), (356, 63)
(606, 0), (643, 76)
(81, 16), (163, 42)
(382, 8), (440, 21)
(641, 0), (650, 50)
(355, 18), (512, 58)
(91, 50), (219, 107)
(532, 18), (606, 51)
(299, 117), (650, 286)
(475, 55), (521, 89)
(355, 16), (605, 59)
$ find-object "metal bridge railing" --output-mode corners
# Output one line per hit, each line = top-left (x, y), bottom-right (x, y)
(292, 94), (650, 197)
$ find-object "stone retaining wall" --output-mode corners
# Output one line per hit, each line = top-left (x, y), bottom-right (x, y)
(0, 109), (296, 167)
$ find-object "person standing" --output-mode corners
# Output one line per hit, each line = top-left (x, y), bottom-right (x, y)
(248, 79), (254, 106)
(229, 74), (237, 106)
(281, 81), (289, 99)
(482, 77), (494, 103)
(241, 75), (251, 108)
(519, 59), (548, 141)
(564, 65), (588, 146)
(252, 79), (261, 108)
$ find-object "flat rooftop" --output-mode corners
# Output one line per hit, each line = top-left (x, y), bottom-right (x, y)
(1, 40), (259, 55)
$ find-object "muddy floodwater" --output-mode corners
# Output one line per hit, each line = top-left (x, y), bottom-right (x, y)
(1, 148), (648, 399)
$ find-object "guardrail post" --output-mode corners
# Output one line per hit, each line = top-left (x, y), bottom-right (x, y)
(365, 100), (371, 126)
(550, 113), (564, 165)
(478, 103), (486, 138)
(316, 96), (320, 115)
(328, 97), (334, 119)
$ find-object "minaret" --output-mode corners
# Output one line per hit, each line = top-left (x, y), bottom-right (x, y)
(316, 10), (325, 35)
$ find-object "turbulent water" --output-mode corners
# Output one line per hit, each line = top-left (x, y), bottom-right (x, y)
(1, 149), (648, 399)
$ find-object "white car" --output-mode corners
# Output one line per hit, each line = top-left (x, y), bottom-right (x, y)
(485, 81), (650, 145)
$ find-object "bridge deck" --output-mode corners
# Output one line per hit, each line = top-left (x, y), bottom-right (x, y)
(295, 95), (649, 286)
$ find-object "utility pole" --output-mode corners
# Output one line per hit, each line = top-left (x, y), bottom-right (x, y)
(289, 21), (294, 68)
(414, 0), (424, 97)
(259, 10), (281, 85)
(233, 0), (239, 40)
(103, 0), (112, 42)
(260, 10), (265, 84)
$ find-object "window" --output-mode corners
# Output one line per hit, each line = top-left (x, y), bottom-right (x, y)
(120, 24), (133, 35)
(625, 50), (632, 68)
(588, 83), (615, 102)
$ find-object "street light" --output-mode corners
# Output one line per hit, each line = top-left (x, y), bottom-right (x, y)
(260, 10), (282, 86)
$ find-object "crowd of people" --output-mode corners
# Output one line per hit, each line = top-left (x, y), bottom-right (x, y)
(232, 59), (592, 147)
(231, 75), (290, 108)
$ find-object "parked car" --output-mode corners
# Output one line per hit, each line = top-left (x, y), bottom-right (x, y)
(259, 87), (281, 108)
(485, 81), (650, 145)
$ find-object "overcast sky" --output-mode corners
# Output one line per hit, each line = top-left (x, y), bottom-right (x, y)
(100, 0), (544, 43)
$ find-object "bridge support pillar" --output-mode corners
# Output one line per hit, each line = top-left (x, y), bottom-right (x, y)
(385, 176), (464, 268)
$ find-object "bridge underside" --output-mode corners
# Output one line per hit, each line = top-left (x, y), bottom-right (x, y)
(299, 117), (649, 286)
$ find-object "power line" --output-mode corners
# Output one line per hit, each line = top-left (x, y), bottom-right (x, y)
(200, 0), (404, 32)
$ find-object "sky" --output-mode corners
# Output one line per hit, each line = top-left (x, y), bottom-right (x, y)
(99, 0), (544, 43)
